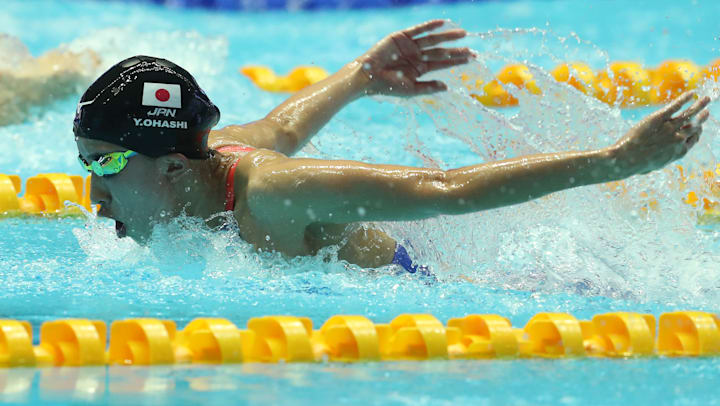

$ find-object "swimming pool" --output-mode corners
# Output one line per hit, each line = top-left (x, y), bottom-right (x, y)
(2, 0), (720, 404)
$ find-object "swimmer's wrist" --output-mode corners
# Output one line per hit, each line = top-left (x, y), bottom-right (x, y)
(345, 60), (375, 96)
(594, 146), (633, 182)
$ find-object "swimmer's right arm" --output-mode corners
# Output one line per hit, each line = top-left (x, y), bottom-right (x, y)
(245, 93), (709, 226)
(216, 20), (472, 154)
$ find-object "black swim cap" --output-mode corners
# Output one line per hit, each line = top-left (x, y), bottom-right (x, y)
(74, 55), (220, 159)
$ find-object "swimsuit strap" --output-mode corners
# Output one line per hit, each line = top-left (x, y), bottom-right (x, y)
(216, 145), (256, 153)
(216, 145), (255, 211)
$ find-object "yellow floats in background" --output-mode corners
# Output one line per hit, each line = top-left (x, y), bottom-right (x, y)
(477, 59), (718, 107)
(0, 173), (94, 216)
(675, 164), (720, 226)
(594, 62), (652, 107)
(701, 59), (720, 82)
(467, 64), (541, 107)
(651, 60), (701, 103)
(240, 66), (329, 92)
(551, 62), (595, 95)
(242, 59), (719, 108)
(468, 59), (715, 108)
(1, 311), (719, 368)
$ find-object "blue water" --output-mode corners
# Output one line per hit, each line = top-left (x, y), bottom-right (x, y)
(1, 0), (720, 404)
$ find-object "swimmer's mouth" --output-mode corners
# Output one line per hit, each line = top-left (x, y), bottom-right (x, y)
(115, 221), (127, 238)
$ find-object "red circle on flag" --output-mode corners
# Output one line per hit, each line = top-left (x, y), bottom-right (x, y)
(155, 89), (170, 102)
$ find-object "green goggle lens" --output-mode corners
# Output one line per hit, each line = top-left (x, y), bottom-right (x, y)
(78, 150), (137, 177)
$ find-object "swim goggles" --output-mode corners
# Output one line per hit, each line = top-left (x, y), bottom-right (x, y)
(78, 150), (137, 177)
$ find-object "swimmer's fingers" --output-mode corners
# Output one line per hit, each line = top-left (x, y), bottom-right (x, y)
(415, 29), (467, 48)
(673, 95), (711, 124)
(685, 126), (703, 150)
(420, 47), (473, 62)
(656, 91), (695, 120)
(403, 20), (446, 37)
(677, 111), (708, 143)
(697, 109), (711, 125)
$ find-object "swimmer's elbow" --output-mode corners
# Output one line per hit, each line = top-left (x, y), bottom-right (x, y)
(415, 170), (467, 216)
(273, 125), (301, 154)
(424, 170), (491, 216)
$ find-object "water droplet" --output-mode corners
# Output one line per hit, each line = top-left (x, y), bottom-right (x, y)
(284, 199), (292, 207)
(265, 235), (271, 241)
(357, 207), (366, 217)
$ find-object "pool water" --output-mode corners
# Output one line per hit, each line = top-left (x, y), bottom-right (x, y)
(1, 0), (720, 404)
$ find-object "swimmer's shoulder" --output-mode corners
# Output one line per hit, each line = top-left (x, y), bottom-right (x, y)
(208, 125), (255, 149)
(209, 121), (292, 152)
(209, 125), (289, 171)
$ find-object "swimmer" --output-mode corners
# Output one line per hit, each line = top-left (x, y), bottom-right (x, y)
(74, 20), (710, 276)
(0, 33), (99, 126)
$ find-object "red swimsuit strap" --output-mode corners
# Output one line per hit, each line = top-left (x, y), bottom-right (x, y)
(216, 145), (255, 211)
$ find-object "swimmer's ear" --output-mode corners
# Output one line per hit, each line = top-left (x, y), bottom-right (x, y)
(155, 153), (191, 182)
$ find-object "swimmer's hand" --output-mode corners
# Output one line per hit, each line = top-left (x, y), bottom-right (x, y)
(356, 20), (473, 97)
(607, 92), (710, 178)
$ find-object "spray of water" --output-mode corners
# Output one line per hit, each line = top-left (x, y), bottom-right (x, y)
(2, 23), (720, 326)
(375, 27), (720, 307)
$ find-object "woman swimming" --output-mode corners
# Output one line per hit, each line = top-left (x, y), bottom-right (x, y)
(73, 20), (710, 273)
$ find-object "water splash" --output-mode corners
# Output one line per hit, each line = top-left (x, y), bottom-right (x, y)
(373, 27), (720, 307)
(2, 22), (720, 327)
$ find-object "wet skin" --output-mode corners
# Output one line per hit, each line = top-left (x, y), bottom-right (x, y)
(76, 135), (398, 266)
(76, 90), (710, 267)
(75, 21), (711, 269)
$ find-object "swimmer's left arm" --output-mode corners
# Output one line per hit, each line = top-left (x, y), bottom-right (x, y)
(246, 150), (614, 226)
(226, 20), (472, 155)
(246, 94), (709, 227)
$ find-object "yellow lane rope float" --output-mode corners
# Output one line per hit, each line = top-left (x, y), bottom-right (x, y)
(239, 66), (329, 93)
(460, 59), (718, 108)
(0, 173), (94, 216)
(240, 59), (720, 108)
(0, 311), (718, 367)
(600, 164), (720, 226)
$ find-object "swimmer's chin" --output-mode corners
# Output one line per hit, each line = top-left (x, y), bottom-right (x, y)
(115, 220), (127, 238)
(115, 220), (150, 244)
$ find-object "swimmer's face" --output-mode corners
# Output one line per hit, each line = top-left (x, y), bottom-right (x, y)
(76, 137), (179, 243)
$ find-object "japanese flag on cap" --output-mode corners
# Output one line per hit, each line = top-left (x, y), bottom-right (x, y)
(142, 82), (181, 108)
